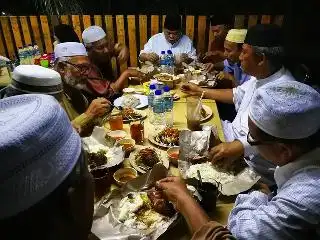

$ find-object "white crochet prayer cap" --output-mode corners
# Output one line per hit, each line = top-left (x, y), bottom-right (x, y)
(54, 42), (87, 59)
(249, 80), (320, 139)
(225, 29), (247, 44)
(0, 94), (82, 219)
(82, 26), (106, 45)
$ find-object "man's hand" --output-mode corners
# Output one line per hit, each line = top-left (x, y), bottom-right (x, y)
(216, 71), (235, 81)
(204, 63), (215, 73)
(156, 177), (192, 211)
(209, 140), (244, 163)
(117, 46), (129, 64)
(181, 83), (203, 96)
(85, 98), (111, 118)
(123, 69), (145, 78)
(140, 52), (159, 63)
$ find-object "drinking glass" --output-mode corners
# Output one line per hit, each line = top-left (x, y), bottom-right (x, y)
(187, 96), (201, 131)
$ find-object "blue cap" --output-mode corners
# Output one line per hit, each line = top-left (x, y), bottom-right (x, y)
(155, 89), (162, 95)
(163, 85), (170, 92)
(149, 84), (156, 90)
(167, 50), (173, 54)
(161, 51), (166, 54)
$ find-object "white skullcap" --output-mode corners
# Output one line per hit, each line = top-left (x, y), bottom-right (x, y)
(226, 29), (247, 44)
(10, 65), (63, 95)
(249, 80), (320, 139)
(82, 26), (106, 45)
(54, 42), (87, 59)
(0, 94), (82, 219)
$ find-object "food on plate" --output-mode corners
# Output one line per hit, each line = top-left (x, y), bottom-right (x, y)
(122, 95), (141, 108)
(86, 143), (113, 168)
(135, 148), (160, 168)
(153, 73), (174, 82)
(121, 108), (143, 121)
(118, 192), (175, 230)
(212, 156), (248, 176)
(147, 188), (175, 217)
(154, 128), (179, 147)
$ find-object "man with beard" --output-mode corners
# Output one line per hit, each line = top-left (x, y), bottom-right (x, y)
(82, 26), (129, 79)
(54, 42), (142, 103)
(139, 14), (196, 64)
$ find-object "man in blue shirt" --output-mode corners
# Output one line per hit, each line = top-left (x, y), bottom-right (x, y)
(216, 29), (251, 86)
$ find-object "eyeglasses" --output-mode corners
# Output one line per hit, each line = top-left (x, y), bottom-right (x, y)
(64, 61), (91, 75)
(247, 131), (276, 146)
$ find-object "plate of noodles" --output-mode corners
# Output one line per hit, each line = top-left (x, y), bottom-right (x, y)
(114, 94), (148, 109)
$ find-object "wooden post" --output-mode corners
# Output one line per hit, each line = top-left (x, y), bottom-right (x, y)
(105, 15), (117, 77)
(261, 15), (271, 24)
(151, 15), (159, 37)
(20, 16), (32, 45)
(29, 16), (43, 53)
(234, 15), (245, 28)
(94, 15), (103, 27)
(60, 15), (69, 25)
(40, 15), (53, 53)
(274, 15), (284, 26)
(10, 16), (23, 48)
(0, 17), (16, 59)
(139, 15), (147, 51)
(197, 16), (206, 54)
(71, 15), (82, 41)
(186, 16), (195, 41)
(127, 15), (138, 67)
(116, 15), (127, 72)
(82, 15), (92, 29)
(248, 15), (258, 28)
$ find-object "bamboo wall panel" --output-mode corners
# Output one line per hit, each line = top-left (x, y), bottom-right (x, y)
(127, 15), (138, 67)
(139, 15), (147, 50)
(197, 16), (206, 54)
(186, 16), (195, 41)
(60, 15), (69, 24)
(10, 16), (23, 48)
(248, 15), (258, 28)
(1, 17), (16, 58)
(105, 15), (118, 77)
(29, 16), (43, 52)
(151, 15), (159, 37)
(71, 15), (82, 41)
(94, 15), (103, 27)
(116, 15), (127, 72)
(261, 15), (271, 24)
(82, 15), (92, 29)
(20, 16), (32, 45)
(40, 15), (53, 53)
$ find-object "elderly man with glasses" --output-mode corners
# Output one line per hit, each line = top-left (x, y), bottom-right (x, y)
(139, 14), (196, 64)
(54, 42), (143, 103)
(156, 80), (320, 240)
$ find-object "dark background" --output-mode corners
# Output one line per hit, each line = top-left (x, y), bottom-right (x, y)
(1, 0), (286, 15)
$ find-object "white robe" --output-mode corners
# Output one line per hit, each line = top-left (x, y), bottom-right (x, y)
(222, 67), (295, 185)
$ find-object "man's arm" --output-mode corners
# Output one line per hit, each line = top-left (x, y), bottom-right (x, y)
(203, 89), (234, 104)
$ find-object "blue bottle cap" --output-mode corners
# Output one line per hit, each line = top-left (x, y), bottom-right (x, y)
(161, 51), (166, 54)
(167, 50), (173, 54)
(155, 90), (162, 95)
(149, 84), (156, 90)
(163, 85), (170, 92)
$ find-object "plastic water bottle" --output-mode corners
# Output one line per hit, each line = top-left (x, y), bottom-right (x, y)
(160, 51), (167, 73)
(18, 48), (27, 65)
(153, 89), (165, 125)
(166, 50), (175, 74)
(163, 85), (174, 126)
(148, 84), (156, 123)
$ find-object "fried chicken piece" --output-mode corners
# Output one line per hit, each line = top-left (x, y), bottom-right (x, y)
(147, 188), (175, 217)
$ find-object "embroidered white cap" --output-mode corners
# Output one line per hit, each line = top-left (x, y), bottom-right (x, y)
(249, 80), (320, 139)
(0, 94), (82, 219)
(82, 26), (106, 45)
(225, 29), (247, 44)
(54, 42), (87, 59)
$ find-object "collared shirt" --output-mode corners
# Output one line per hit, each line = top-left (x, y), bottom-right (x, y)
(222, 67), (295, 185)
(228, 148), (320, 240)
(223, 59), (251, 85)
(140, 32), (196, 59)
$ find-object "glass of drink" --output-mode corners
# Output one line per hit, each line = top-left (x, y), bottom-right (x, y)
(90, 167), (112, 200)
(130, 121), (144, 144)
(109, 112), (123, 130)
(187, 96), (201, 131)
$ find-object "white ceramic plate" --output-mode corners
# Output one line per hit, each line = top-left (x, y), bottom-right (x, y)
(129, 146), (170, 174)
(114, 94), (148, 109)
(148, 131), (180, 149)
(201, 105), (213, 122)
(122, 110), (147, 123)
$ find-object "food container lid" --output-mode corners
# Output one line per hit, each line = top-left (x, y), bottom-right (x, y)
(163, 85), (170, 92)
(155, 89), (162, 95)
(149, 84), (156, 90)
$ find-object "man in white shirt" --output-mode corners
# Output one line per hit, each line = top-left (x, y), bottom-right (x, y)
(181, 24), (294, 185)
(139, 14), (196, 64)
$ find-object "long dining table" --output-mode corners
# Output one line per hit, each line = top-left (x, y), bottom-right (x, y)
(101, 83), (235, 239)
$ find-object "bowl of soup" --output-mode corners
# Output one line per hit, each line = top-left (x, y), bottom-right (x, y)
(113, 167), (138, 186)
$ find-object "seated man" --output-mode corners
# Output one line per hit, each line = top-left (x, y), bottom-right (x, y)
(182, 24), (294, 186)
(202, 14), (233, 66)
(157, 80), (320, 239)
(139, 14), (196, 64)
(0, 94), (95, 240)
(82, 25), (129, 79)
(0, 64), (110, 136)
(216, 29), (251, 86)
(54, 42), (142, 103)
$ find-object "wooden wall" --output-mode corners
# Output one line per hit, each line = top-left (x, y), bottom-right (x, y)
(0, 14), (283, 71)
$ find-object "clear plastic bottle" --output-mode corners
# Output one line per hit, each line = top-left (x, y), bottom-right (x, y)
(160, 50), (167, 73)
(148, 84), (156, 123)
(163, 85), (174, 126)
(18, 48), (27, 65)
(166, 50), (175, 74)
(27, 45), (34, 64)
(153, 89), (165, 126)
